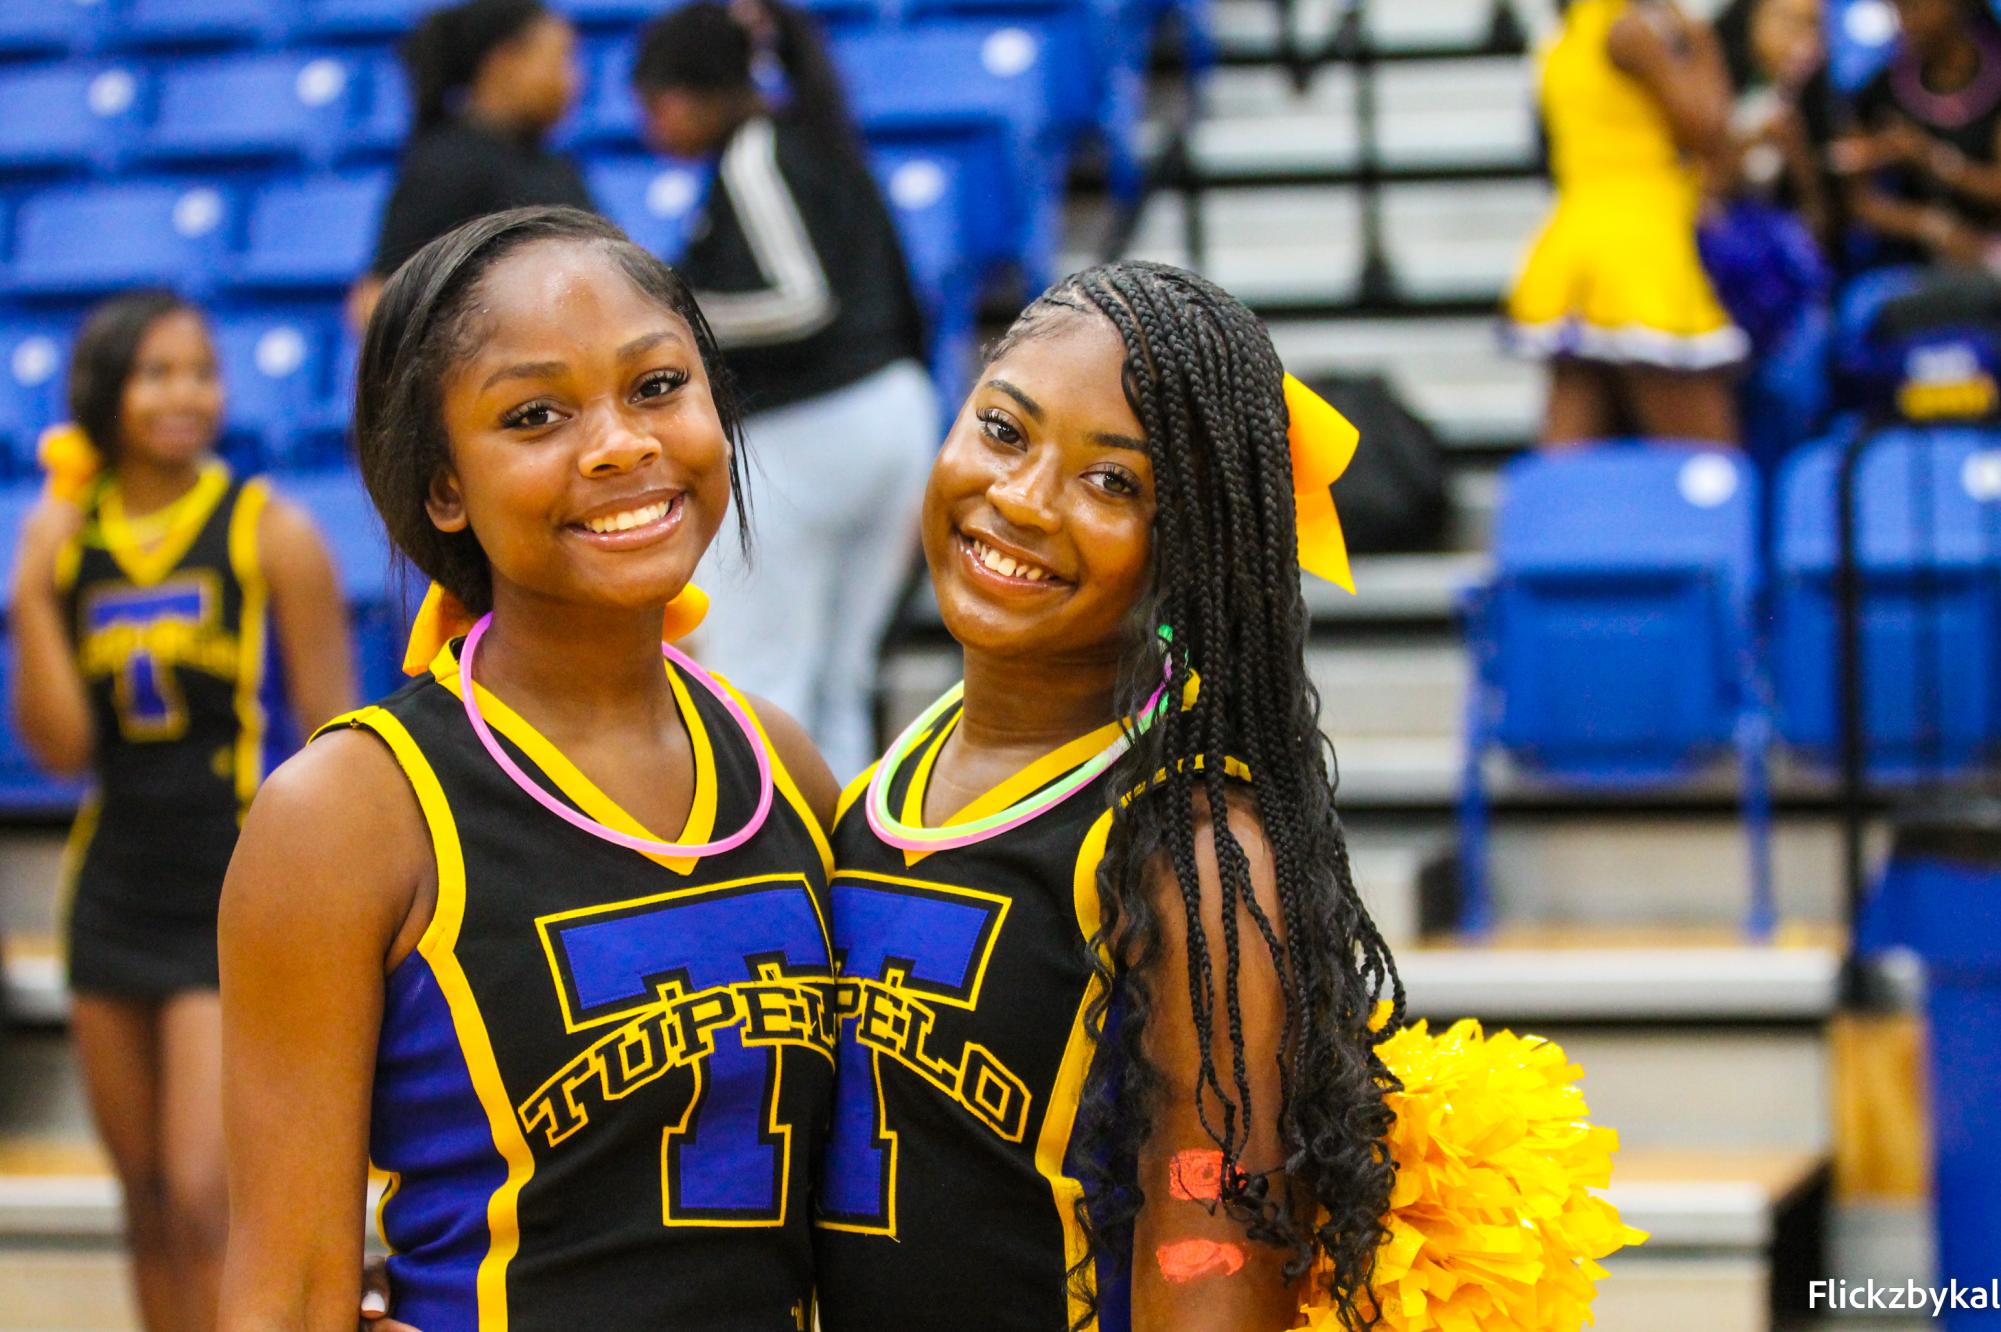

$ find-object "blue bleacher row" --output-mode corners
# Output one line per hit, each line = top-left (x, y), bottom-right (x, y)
(1461, 429), (2001, 936)
(0, 141), (969, 473)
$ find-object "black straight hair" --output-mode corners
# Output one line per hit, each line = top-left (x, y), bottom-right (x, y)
(988, 262), (1404, 1329)
(402, 0), (550, 134)
(68, 289), (207, 468)
(632, 0), (864, 162)
(354, 205), (748, 615)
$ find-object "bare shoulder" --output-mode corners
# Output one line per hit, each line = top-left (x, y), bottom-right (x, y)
(254, 492), (334, 565)
(744, 692), (841, 831)
(224, 725), (430, 943)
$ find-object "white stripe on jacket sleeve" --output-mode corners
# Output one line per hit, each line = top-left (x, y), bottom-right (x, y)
(692, 117), (838, 349)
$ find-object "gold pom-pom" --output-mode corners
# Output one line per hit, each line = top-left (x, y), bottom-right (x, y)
(1295, 1016), (1648, 1332)
(37, 423), (102, 503)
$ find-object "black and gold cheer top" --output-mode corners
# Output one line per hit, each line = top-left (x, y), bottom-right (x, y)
(328, 643), (836, 1331)
(814, 700), (1127, 1331)
(59, 462), (278, 910)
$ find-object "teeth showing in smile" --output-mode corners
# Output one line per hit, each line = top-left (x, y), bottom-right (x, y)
(969, 537), (1052, 582)
(582, 499), (672, 534)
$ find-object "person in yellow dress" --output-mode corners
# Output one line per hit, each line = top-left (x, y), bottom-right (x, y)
(1506, 0), (1748, 445)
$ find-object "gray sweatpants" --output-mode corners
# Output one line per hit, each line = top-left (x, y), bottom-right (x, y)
(693, 358), (938, 781)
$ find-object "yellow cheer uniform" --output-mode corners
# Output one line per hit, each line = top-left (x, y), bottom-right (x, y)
(1503, 0), (1747, 369)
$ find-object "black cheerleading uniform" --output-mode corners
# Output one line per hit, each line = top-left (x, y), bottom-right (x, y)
(60, 463), (280, 996)
(329, 642), (835, 1332)
(814, 702), (1132, 1332)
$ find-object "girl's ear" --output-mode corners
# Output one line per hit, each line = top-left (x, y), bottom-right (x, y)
(426, 466), (469, 534)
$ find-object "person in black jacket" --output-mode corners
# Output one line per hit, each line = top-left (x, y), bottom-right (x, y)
(348, 0), (592, 327)
(635, 1), (937, 779)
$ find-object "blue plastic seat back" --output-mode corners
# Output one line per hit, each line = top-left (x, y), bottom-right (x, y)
(0, 63), (144, 174)
(834, 22), (1060, 151)
(900, 0), (1105, 137)
(552, 0), (682, 25)
(122, 0), (299, 48)
(0, 324), (72, 477)
(562, 37), (641, 151)
(235, 169), (390, 290)
(272, 466), (404, 697)
(586, 156), (707, 261)
(1774, 427), (2001, 772)
(1485, 443), (1760, 778)
(272, 467), (388, 605)
(140, 52), (359, 168)
(0, 0), (109, 56)
(9, 181), (237, 299)
(868, 144), (969, 321)
(344, 54), (412, 160)
(1827, 0), (1899, 93)
(302, 0), (436, 39)
(214, 313), (336, 469)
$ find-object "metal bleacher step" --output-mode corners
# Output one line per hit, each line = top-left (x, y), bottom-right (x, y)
(1207, 0), (1560, 64)
(1144, 58), (1539, 182)
(1072, 177), (1547, 310)
(1264, 315), (1541, 448)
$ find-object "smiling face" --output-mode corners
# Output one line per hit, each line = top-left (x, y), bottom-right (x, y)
(117, 309), (223, 470)
(428, 239), (732, 616)
(922, 311), (1156, 665)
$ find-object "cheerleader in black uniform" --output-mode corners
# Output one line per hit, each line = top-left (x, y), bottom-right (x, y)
(220, 208), (840, 1330)
(812, 261), (1402, 1331)
(7, 291), (355, 1331)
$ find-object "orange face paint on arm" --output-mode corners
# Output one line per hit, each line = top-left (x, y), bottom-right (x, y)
(1168, 1149), (1225, 1202)
(1154, 1238), (1247, 1283)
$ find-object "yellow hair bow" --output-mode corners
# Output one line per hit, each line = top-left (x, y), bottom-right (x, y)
(401, 580), (712, 676)
(1283, 373), (1360, 595)
(38, 423), (103, 503)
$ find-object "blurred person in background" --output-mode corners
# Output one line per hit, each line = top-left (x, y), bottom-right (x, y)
(633, 0), (934, 780)
(1832, 0), (2001, 269)
(7, 292), (354, 1332)
(347, 0), (590, 329)
(1720, 0), (1835, 240)
(1504, 0), (1747, 446)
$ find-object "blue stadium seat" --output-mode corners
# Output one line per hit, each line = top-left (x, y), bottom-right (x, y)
(0, 481), (90, 811)
(1828, 0), (1899, 93)
(868, 145), (977, 398)
(552, 0), (680, 24)
(121, 0), (300, 49)
(900, 0), (1139, 195)
(832, 21), (1078, 286)
(213, 313), (341, 471)
(137, 52), (360, 169)
(232, 170), (389, 292)
(1460, 442), (1772, 936)
(0, 63), (143, 176)
(586, 156), (705, 261)
(301, 0), (437, 39)
(1774, 427), (2001, 777)
(0, 323), (71, 478)
(5, 181), (238, 300)
(563, 37), (641, 151)
(344, 54), (412, 160)
(791, 0), (883, 27)
(0, 0), (109, 57)
(271, 467), (404, 698)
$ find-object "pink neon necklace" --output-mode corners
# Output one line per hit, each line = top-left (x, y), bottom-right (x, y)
(458, 613), (774, 858)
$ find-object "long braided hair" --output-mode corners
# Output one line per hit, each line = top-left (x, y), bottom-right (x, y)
(995, 261), (1403, 1327)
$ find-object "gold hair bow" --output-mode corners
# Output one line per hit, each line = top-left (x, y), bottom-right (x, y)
(401, 580), (712, 676)
(38, 423), (102, 503)
(1283, 373), (1360, 595)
